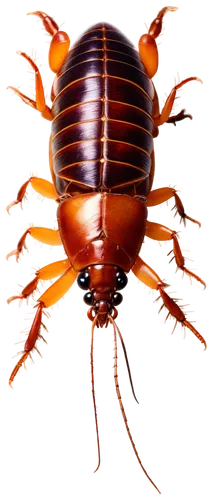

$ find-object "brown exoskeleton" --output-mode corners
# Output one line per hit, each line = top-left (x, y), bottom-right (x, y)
(2, 5), (209, 494)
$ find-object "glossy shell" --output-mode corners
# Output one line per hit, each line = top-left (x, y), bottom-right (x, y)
(51, 23), (154, 198)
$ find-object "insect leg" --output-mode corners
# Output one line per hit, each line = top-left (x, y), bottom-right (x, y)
(4, 134), (59, 215)
(132, 256), (206, 349)
(138, 7), (177, 78)
(6, 227), (62, 262)
(146, 187), (201, 227)
(145, 220), (206, 288)
(152, 88), (194, 137)
(9, 267), (77, 387)
(8, 52), (52, 120)
(7, 258), (71, 304)
(153, 78), (202, 127)
(28, 11), (70, 74)
(4, 175), (59, 215)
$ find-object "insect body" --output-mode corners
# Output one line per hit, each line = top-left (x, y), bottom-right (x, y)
(7, 8), (206, 494)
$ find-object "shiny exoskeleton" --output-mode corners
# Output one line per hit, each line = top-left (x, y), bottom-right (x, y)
(51, 23), (154, 198)
(7, 8), (205, 494)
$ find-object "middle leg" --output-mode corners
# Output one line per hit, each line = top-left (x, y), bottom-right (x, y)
(145, 220), (206, 288)
(146, 187), (201, 227)
(6, 226), (62, 262)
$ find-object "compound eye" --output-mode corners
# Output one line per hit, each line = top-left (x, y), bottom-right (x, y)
(77, 271), (90, 290)
(83, 292), (93, 305)
(116, 270), (128, 290)
(112, 292), (123, 306)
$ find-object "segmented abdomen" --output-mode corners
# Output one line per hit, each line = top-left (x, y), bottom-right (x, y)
(52, 23), (154, 197)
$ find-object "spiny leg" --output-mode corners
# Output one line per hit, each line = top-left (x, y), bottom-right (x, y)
(138, 5), (203, 131)
(145, 220), (206, 288)
(7, 258), (70, 304)
(6, 226), (62, 262)
(153, 78), (202, 127)
(28, 11), (70, 74)
(9, 266), (77, 387)
(4, 134), (59, 215)
(138, 6), (178, 79)
(146, 187), (201, 227)
(152, 88), (192, 133)
(8, 11), (70, 116)
(132, 256), (206, 349)
(8, 51), (52, 120)
(109, 316), (163, 495)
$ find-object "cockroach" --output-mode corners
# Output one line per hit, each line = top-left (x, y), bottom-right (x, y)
(6, 7), (206, 494)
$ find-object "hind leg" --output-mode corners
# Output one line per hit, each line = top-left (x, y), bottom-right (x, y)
(132, 256), (206, 349)
(138, 7), (178, 79)
(28, 11), (70, 74)
(8, 12), (70, 116)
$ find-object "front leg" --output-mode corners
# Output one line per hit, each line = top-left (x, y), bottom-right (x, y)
(7, 258), (71, 304)
(132, 256), (206, 349)
(146, 187), (201, 227)
(9, 266), (77, 387)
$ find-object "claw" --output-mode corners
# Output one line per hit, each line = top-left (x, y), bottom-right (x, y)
(4, 199), (23, 216)
(2, 244), (29, 266)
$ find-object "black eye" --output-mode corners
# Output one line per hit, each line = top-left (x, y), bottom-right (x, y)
(83, 292), (94, 305)
(77, 271), (90, 290)
(116, 270), (128, 290)
(112, 292), (123, 306)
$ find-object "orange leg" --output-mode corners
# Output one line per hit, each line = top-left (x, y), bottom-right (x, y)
(6, 226), (62, 262)
(152, 82), (194, 138)
(4, 134), (59, 215)
(132, 256), (206, 349)
(7, 258), (70, 304)
(138, 5), (202, 132)
(8, 51), (52, 120)
(138, 7), (178, 78)
(8, 11), (70, 117)
(153, 78), (202, 127)
(9, 266), (77, 387)
(146, 187), (201, 227)
(145, 220), (206, 288)
(28, 11), (70, 74)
